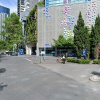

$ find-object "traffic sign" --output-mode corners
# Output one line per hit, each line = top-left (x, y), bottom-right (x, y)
(83, 49), (86, 56)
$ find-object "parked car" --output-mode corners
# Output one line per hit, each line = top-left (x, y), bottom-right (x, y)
(11, 52), (18, 56)
(0, 51), (5, 55)
(6, 51), (18, 56)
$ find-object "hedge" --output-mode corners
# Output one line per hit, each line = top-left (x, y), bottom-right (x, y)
(66, 58), (91, 64)
(93, 59), (100, 64)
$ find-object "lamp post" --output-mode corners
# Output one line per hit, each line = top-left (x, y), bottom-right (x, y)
(13, 44), (17, 52)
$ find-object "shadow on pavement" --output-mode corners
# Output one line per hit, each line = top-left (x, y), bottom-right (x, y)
(0, 83), (7, 91)
(0, 68), (6, 73)
(91, 71), (100, 76)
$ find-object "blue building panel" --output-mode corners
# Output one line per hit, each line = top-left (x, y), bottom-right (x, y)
(0, 5), (10, 15)
(45, 0), (91, 7)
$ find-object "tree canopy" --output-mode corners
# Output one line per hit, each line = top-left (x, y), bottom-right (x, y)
(1, 13), (23, 50)
(90, 15), (100, 59)
(53, 35), (74, 48)
(0, 40), (6, 50)
(73, 12), (90, 58)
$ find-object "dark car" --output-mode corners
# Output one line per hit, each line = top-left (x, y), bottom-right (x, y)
(0, 51), (4, 55)
(6, 51), (18, 56)
(11, 52), (18, 56)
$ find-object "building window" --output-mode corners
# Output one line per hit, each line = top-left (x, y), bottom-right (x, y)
(45, 0), (91, 7)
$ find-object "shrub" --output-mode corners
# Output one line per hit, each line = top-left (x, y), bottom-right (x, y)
(93, 59), (100, 64)
(66, 58), (90, 64)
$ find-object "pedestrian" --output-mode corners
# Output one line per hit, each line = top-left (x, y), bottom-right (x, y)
(62, 55), (65, 64)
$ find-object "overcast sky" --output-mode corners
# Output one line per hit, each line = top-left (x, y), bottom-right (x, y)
(0, 0), (17, 14)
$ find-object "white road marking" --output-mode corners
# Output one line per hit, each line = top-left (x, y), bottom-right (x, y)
(24, 58), (32, 62)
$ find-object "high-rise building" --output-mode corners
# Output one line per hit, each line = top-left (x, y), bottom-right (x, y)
(18, 0), (43, 21)
(0, 5), (10, 40)
(45, 0), (66, 7)
(24, 0), (43, 11)
(17, 0), (43, 18)
(18, 0), (43, 55)
(45, 0), (91, 7)
(71, 0), (91, 4)
(17, 0), (25, 17)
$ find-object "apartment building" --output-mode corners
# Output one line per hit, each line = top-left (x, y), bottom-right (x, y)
(17, 0), (25, 17)
(17, 0), (43, 55)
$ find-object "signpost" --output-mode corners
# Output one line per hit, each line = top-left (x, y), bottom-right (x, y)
(45, 44), (49, 46)
(40, 51), (45, 63)
(83, 49), (86, 59)
(41, 51), (45, 55)
(13, 44), (17, 52)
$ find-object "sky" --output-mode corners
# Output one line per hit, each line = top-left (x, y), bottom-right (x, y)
(0, 0), (17, 14)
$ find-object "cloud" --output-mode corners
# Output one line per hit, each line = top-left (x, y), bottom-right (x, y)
(0, 2), (5, 7)
(0, 3), (3, 5)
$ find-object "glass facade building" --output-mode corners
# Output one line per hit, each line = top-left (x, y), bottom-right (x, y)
(0, 5), (10, 40)
(45, 0), (91, 7)
(0, 5), (10, 15)
(71, 0), (91, 4)
(46, 0), (65, 7)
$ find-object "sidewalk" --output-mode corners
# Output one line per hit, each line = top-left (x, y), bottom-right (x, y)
(39, 63), (100, 95)
(18, 55), (59, 64)
(19, 55), (100, 95)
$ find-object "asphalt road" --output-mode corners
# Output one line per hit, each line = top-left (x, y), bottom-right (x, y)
(0, 55), (100, 100)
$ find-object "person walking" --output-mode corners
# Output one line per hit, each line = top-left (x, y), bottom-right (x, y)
(62, 55), (65, 64)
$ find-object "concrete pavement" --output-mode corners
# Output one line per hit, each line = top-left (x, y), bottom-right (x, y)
(0, 55), (100, 100)
(39, 63), (100, 95)
(21, 55), (100, 95)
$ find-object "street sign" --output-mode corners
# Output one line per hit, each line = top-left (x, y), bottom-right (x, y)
(41, 51), (45, 55)
(45, 44), (49, 46)
(83, 49), (86, 56)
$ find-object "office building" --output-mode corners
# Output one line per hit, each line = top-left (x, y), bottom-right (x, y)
(0, 5), (10, 40)
(45, 0), (91, 7)
(37, 0), (100, 56)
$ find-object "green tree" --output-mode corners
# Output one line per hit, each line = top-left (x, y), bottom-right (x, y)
(83, 26), (90, 59)
(0, 40), (6, 50)
(26, 1), (44, 44)
(73, 12), (90, 58)
(43, 0), (45, 5)
(53, 35), (74, 48)
(1, 13), (23, 50)
(90, 15), (100, 59)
